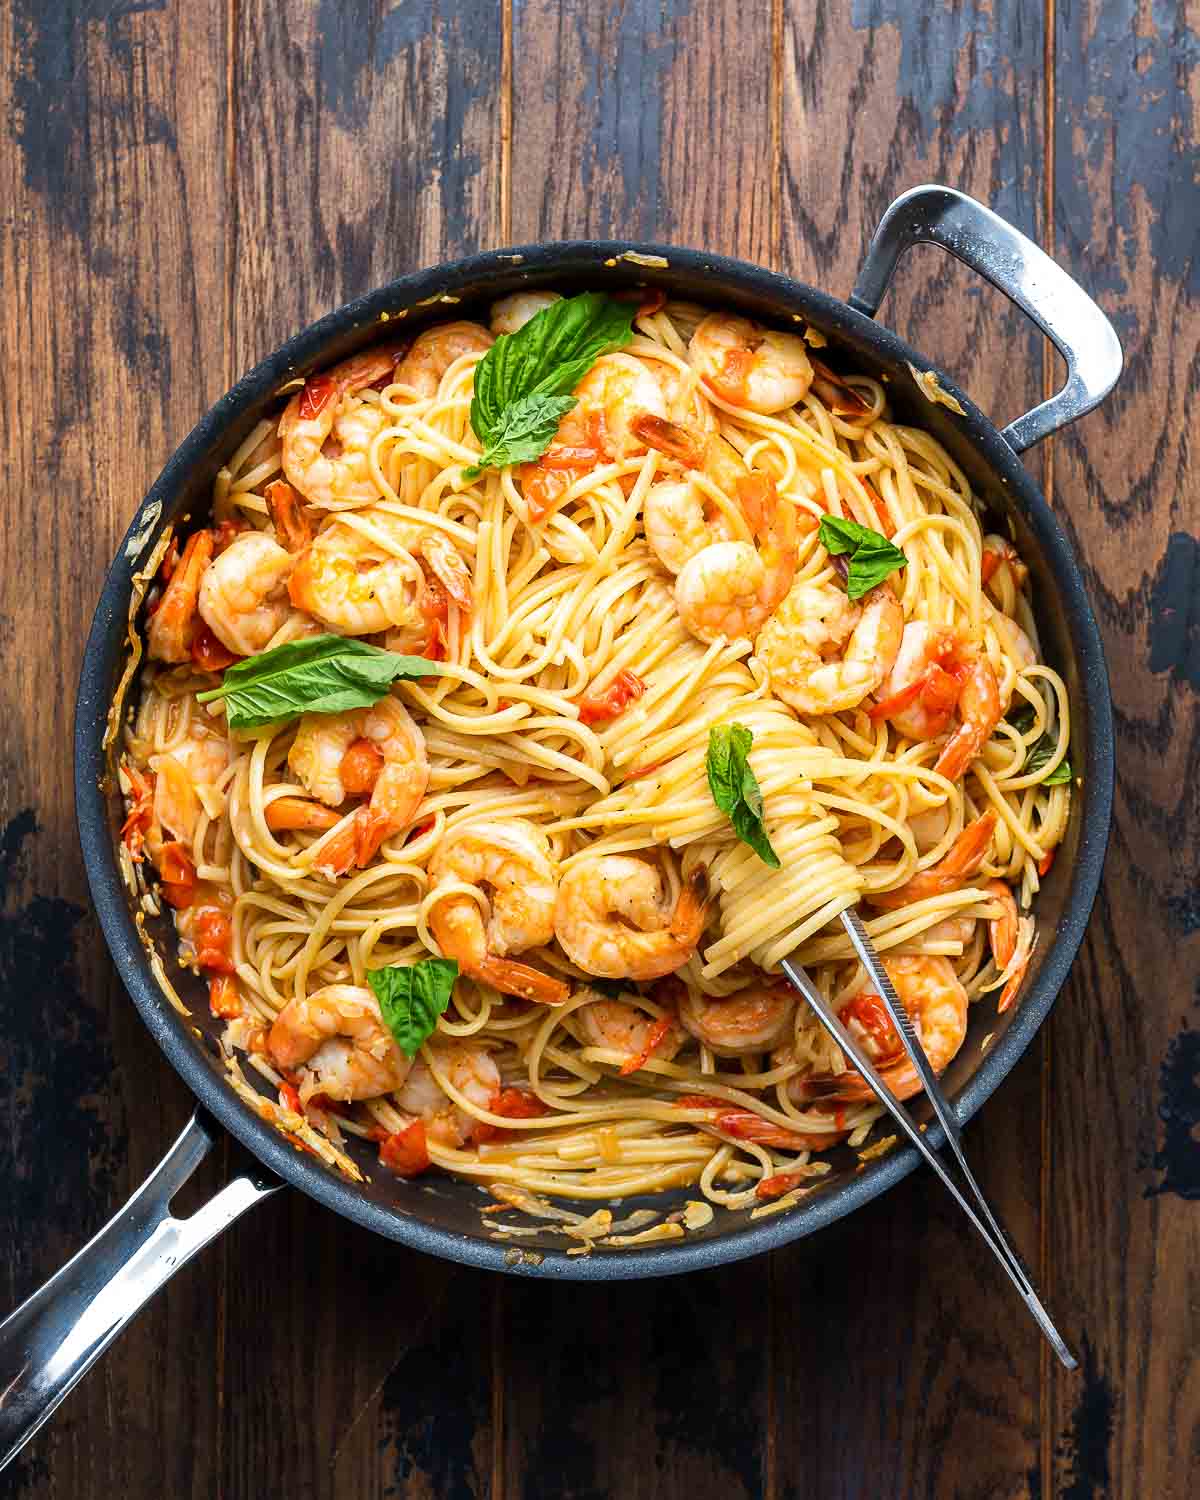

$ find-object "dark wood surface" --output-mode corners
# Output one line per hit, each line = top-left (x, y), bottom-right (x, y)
(1, 2), (1196, 1496)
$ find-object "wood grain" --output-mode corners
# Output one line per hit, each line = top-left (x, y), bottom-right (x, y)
(1046, 3), (1200, 1497)
(0, 3), (231, 1496)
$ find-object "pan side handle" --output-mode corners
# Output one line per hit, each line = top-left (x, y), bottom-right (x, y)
(0, 1111), (280, 1473)
(850, 184), (1123, 453)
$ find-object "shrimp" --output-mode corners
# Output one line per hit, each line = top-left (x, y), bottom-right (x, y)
(197, 531), (297, 657)
(290, 697), (429, 875)
(395, 1041), (501, 1148)
(554, 856), (709, 981)
(870, 809), (998, 910)
(757, 579), (902, 715)
(678, 982), (795, 1056)
(149, 721), (231, 848)
(984, 879), (1035, 1014)
(672, 475), (798, 644)
(147, 530), (212, 663)
(562, 352), (669, 461)
(267, 984), (412, 1104)
(265, 479), (314, 553)
(981, 534), (1029, 593)
(812, 956), (969, 1104)
(490, 291), (561, 335)
(394, 321), (493, 399)
(688, 313), (813, 413)
(428, 819), (569, 1004)
(574, 994), (684, 1073)
(279, 343), (405, 508)
(288, 513), (471, 636)
(631, 414), (751, 574)
(872, 622), (1002, 778)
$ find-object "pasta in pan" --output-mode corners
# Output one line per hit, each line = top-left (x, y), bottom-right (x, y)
(119, 288), (1070, 1226)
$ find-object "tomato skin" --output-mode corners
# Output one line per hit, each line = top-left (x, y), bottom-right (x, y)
(474, 1088), (551, 1142)
(378, 1120), (430, 1176)
(298, 374), (337, 421)
(158, 841), (197, 909)
(190, 622), (239, 672)
(208, 974), (242, 1019)
(577, 669), (645, 725)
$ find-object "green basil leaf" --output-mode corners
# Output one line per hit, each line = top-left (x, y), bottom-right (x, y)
(1006, 703), (1037, 736)
(706, 723), (781, 869)
(1024, 732), (1073, 784)
(468, 292), (636, 473)
(368, 958), (459, 1059)
(818, 514), (908, 601)
(465, 392), (578, 477)
(196, 634), (440, 730)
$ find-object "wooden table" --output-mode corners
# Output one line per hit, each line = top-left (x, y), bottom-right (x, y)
(1, 3), (1196, 1496)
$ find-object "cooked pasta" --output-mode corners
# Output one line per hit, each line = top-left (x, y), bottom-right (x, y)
(118, 290), (1070, 1219)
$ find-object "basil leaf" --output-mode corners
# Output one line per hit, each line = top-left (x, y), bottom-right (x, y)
(1006, 703), (1037, 736)
(466, 392), (578, 477)
(369, 958), (459, 1059)
(818, 514), (907, 601)
(1024, 733), (1073, 784)
(196, 634), (440, 730)
(706, 723), (781, 869)
(468, 292), (636, 474)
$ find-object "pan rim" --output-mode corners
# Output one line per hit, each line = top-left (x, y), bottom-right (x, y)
(73, 238), (1115, 1279)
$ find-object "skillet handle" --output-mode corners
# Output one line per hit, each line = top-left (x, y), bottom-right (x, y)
(0, 1111), (280, 1474)
(849, 184), (1123, 452)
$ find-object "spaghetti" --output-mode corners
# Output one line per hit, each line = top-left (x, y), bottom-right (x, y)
(119, 290), (1070, 1218)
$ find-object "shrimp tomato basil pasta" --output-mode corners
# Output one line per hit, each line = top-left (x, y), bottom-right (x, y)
(119, 289), (1071, 1222)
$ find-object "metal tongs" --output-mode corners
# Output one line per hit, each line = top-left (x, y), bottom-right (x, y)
(781, 907), (1078, 1369)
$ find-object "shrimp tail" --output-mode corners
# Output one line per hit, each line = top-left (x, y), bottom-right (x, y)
(476, 956), (570, 1006)
(265, 480), (314, 552)
(669, 866), (710, 945)
(265, 797), (343, 833)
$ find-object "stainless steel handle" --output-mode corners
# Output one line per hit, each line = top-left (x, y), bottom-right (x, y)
(850, 184), (1123, 452)
(0, 1112), (280, 1473)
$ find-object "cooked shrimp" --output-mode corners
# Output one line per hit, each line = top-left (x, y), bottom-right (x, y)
(574, 994), (684, 1072)
(631, 414), (751, 573)
(147, 530), (212, 663)
(264, 797), (342, 833)
(290, 697), (429, 875)
(984, 879), (1035, 1014)
(561, 352), (668, 460)
(428, 819), (569, 1004)
(288, 513), (471, 636)
(148, 720), (231, 849)
(395, 1041), (501, 1147)
(672, 475), (797, 644)
(197, 531), (297, 656)
(872, 623), (1002, 777)
(870, 809), (998, 910)
(267, 984), (412, 1103)
(394, 321), (493, 399)
(279, 343), (405, 507)
(813, 956), (968, 1103)
(688, 313), (813, 413)
(265, 479), (313, 553)
(678, 982), (795, 1056)
(934, 653), (1002, 780)
(490, 291), (561, 335)
(554, 856), (709, 981)
(758, 579), (902, 715)
(981, 534), (1029, 593)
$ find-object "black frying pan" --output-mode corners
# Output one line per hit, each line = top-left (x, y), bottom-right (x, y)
(0, 185), (1120, 1471)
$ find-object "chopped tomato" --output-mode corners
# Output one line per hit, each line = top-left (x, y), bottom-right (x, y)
(980, 548), (1003, 586)
(120, 764), (156, 861)
(577, 669), (645, 725)
(474, 1088), (551, 1142)
(339, 738), (384, 796)
(158, 841), (196, 909)
(298, 373), (337, 421)
(519, 455), (592, 521)
(378, 1119), (430, 1176)
(190, 621), (239, 672)
(279, 1079), (302, 1114)
(618, 1015), (674, 1076)
(756, 1169), (821, 1200)
(307, 1092), (350, 1117)
(621, 758), (666, 783)
(208, 974), (242, 1019)
(193, 905), (235, 973)
(541, 443), (601, 469)
(405, 819), (435, 844)
(1038, 848), (1056, 878)
(841, 992), (902, 1066)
